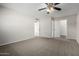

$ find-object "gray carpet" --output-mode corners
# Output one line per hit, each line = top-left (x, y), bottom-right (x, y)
(0, 37), (79, 56)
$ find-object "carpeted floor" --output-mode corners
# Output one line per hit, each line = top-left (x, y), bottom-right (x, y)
(0, 37), (79, 56)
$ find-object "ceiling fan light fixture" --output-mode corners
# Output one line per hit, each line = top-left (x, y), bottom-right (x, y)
(38, 3), (61, 14)
(47, 7), (54, 13)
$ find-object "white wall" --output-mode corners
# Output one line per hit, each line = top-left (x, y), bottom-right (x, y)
(0, 6), (34, 46)
(67, 15), (77, 39)
(39, 16), (52, 38)
(76, 13), (79, 43)
(59, 20), (67, 36)
(52, 20), (60, 37)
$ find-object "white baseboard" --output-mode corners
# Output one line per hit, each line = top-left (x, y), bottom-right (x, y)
(0, 36), (34, 46)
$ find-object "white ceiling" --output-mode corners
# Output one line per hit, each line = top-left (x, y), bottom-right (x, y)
(0, 3), (79, 18)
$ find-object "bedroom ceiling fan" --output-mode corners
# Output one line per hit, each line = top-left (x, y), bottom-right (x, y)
(38, 3), (61, 14)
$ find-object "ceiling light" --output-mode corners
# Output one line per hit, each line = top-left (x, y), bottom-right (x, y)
(47, 7), (54, 13)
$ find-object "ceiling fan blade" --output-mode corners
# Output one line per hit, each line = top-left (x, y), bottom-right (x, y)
(53, 7), (61, 11)
(38, 7), (46, 11)
(54, 3), (60, 5)
(45, 3), (48, 5)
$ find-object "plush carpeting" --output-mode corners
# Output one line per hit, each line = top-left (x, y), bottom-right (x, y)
(0, 37), (79, 56)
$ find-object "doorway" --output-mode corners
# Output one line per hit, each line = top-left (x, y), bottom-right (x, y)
(34, 19), (40, 36)
(52, 19), (67, 38)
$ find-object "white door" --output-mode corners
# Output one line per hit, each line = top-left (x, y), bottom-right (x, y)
(34, 20), (39, 36)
